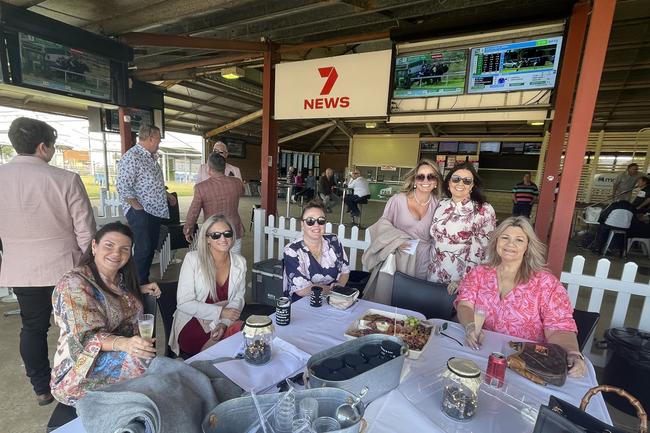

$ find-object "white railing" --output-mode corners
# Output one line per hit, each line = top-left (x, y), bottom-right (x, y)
(252, 208), (371, 270)
(560, 255), (650, 367)
(99, 189), (122, 218)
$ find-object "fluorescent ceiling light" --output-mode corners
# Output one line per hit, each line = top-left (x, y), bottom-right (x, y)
(528, 121), (545, 126)
(365, 122), (378, 129)
(221, 66), (245, 79)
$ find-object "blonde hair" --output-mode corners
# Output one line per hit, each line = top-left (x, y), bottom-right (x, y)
(485, 216), (548, 284)
(401, 159), (442, 200)
(195, 214), (236, 300)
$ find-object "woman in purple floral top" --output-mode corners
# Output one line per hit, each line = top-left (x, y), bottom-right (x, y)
(283, 200), (350, 302)
(428, 163), (496, 293)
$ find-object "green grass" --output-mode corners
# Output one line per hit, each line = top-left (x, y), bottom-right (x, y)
(80, 176), (196, 200)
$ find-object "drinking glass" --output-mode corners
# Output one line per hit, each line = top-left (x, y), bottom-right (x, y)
(473, 307), (486, 336)
(311, 416), (340, 433)
(299, 397), (319, 422)
(138, 314), (155, 341)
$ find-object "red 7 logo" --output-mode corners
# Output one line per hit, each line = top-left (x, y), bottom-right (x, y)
(318, 66), (338, 95)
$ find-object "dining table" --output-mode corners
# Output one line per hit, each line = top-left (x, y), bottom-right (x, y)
(53, 296), (612, 433)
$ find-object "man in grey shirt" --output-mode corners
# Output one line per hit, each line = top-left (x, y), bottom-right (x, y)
(612, 163), (641, 202)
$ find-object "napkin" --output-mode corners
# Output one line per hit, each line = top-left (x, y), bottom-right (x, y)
(214, 337), (310, 392)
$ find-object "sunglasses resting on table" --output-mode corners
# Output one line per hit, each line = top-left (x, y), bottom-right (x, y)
(415, 173), (437, 181)
(302, 217), (327, 226)
(450, 175), (473, 185)
(206, 231), (233, 240)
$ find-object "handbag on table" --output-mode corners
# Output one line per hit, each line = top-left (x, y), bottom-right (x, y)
(533, 384), (647, 433)
(507, 341), (568, 386)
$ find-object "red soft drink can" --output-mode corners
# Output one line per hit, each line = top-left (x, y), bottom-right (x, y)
(485, 352), (506, 388)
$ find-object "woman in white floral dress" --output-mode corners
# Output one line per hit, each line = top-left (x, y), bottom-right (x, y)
(428, 163), (496, 293)
(283, 199), (350, 302)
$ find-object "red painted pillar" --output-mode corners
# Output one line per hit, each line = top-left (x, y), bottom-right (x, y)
(534, 1), (589, 241)
(261, 44), (279, 216)
(548, 0), (617, 277)
(118, 107), (134, 154)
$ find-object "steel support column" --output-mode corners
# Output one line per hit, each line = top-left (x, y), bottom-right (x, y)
(534, 1), (589, 241)
(548, 0), (617, 277)
(261, 45), (279, 216)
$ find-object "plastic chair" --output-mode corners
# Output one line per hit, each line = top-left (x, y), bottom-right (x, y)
(573, 309), (600, 352)
(627, 237), (650, 258)
(602, 209), (634, 257)
(391, 271), (456, 320)
(351, 195), (370, 227)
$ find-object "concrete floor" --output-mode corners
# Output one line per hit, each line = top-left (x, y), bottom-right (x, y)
(1, 195), (647, 432)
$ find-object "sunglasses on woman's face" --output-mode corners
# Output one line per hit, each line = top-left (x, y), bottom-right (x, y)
(303, 216), (326, 226)
(450, 175), (474, 185)
(415, 173), (437, 182)
(206, 231), (233, 240)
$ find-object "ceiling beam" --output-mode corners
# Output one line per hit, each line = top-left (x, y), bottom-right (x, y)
(205, 109), (263, 138)
(278, 30), (390, 53)
(179, 81), (260, 107)
(278, 122), (334, 144)
(133, 53), (262, 79)
(333, 120), (353, 138)
(165, 90), (248, 115)
(310, 125), (337, 152)
(164, 102), (233, 122)
(119, 32), (266, 52)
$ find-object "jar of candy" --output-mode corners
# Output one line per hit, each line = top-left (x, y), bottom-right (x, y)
(242, 315), (274, 365)
(441, 357), (481, 421)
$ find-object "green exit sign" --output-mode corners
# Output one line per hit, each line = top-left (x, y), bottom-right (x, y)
(536, 39), (549, 46)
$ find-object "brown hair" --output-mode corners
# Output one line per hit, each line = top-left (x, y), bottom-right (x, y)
(401, 159), (443, 200)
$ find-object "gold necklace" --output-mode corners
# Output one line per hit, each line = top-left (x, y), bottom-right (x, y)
(412, 191), (432, 207)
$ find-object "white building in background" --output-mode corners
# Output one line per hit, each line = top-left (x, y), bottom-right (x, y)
(0, 106), (204, 184)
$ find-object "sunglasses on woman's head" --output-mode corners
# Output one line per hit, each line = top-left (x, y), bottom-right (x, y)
(206, 231), (233, 240)
(415, 173), (437, 182)
(450, 175), (473, 185)
(303, 216), (326, 226)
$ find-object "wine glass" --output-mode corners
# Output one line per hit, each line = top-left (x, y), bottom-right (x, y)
(473, 307), (486, 337)
(137, 313), (155, 366)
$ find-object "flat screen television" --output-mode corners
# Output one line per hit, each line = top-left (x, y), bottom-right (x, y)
(393, 49), (467, 98)
(467, 36), (563, 94)
(103, 108), (154, 133)
(458, 142), (478, 154)
(18, 32), (112, 101)
(480, 141), (501, 154)
(524, 142), (542, 154)
(501, 142), (525, 154)
(438, 141), (459, 154)
(419, 139), (439, 152)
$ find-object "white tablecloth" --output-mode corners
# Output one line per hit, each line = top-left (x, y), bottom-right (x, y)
(54, 298), (611, 433)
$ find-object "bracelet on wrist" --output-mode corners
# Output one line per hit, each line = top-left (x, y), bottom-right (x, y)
(111, 336), (123, 352)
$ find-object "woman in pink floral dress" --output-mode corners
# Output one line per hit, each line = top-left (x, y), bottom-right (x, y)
(455, 216), (586, 377)
(428, 163), (496, 291)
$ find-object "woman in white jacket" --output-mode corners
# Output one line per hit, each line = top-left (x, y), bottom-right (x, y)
(169, 214), (247, 357)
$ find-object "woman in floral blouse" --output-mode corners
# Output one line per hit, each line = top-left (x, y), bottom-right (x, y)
(50, 222), (161, 407)
(455, 216), (585, 377)
(428, 162), (496, 292)
(283, 199), (350, 302)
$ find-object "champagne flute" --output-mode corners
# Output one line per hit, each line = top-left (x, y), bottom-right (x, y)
(474, 307), (487, 337)
(137, 313), (155, 366)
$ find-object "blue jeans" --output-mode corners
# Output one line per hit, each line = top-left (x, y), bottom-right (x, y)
(126, 208), (161, 284)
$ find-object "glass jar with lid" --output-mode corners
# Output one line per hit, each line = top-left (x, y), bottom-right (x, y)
(441, 357), (481, 421)
(242, 315), (274, 365)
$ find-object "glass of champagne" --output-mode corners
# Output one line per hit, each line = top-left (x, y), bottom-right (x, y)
(137, 313), (155, 365)
(474, 307), (487, 342)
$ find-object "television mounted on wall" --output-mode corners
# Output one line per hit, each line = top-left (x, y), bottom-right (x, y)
(393, 49), (467, 99)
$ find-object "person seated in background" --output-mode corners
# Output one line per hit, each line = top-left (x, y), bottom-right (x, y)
(170, 215), (246, 357)
(319, 168), (340, 213)
(456, 216), (585, 378)
(428, 162), (496, 294)
(589, 199), (636, 255)
(632, 176), (650, 214)
(291, 169), (305, 202)
(344, 169), (371, 218)
(50, 222), (161, 407)
(295, 169), (316, 202)
(283, 199), (350, 302)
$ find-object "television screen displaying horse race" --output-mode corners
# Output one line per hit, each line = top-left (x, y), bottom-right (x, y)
(468, 36), (563, 94)
(18, 33), (112, 101)
(393, 49), (467, 99)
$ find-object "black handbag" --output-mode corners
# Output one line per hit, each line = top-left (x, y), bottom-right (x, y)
(533, 385), (647, 433)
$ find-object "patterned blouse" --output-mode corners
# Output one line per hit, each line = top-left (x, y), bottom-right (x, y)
(428, 198), (496, 284)
(456, 265), (577, 342)
(283, 234), (350, 298)
(116, 144), (169, 218)
(50, 266), (147, 406)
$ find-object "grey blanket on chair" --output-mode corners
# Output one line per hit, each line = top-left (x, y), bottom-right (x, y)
(76, 356), (243, 433)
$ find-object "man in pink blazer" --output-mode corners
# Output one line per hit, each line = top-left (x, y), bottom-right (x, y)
(0, 117), (95, 406)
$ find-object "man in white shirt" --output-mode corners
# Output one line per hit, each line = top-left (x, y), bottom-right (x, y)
(197, 140), (242, 182)
(345, 169), (371, 217)
(612, 163), (640, 202)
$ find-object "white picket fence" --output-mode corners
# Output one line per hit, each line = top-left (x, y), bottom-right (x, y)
(252, 208), (650, 366)
(252, 208), (370, 270)
(561, 255), (650, 367)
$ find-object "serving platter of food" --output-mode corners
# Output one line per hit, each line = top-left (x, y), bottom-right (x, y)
(344, 309), (433, 359)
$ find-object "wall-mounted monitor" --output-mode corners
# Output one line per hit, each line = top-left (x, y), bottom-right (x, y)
(438, 141), (459, 154)
(524, 142), (542, 154)
(458, 142), (478, 154)
(17, 32), (112, 101)
(501, 142), (525, 154)
(480, 141), (501, 154)
(393, 49), (467, 98)
(102, 108), (154, 133)
(467, 36), (563, 94)
(419, 139), (439, 152)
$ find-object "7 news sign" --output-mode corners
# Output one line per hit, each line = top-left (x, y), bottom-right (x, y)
(275, 50), (392, 120)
